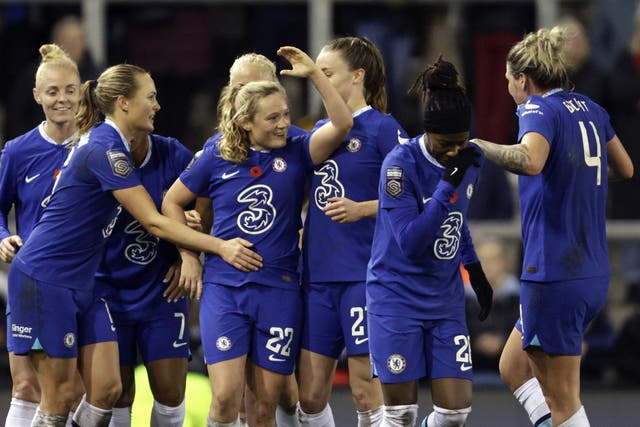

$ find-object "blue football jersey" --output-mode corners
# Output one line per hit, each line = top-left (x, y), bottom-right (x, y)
(0, 123), (73, 241)
(94, 134), (193, 312)
(13, 120), (142, 289)
(302, 106), (407, 283)
(516, 90), (613, 281)
(180, 133), (313, 289)
(366, 136), (483, 320)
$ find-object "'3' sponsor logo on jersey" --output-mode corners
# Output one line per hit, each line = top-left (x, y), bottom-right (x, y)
(314, 160), (345, 209)
(236, 185), (276, 234)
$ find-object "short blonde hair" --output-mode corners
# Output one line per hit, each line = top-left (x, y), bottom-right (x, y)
(34, 43), (80, 90)
(229, 53), (277, 83)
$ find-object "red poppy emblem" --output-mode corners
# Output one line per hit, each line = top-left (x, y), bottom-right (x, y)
(250, 166), (262, 177)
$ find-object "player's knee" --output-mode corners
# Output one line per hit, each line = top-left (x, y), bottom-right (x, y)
(424, 405), (470, 427)
(12, 378), (41, 403)
(91, 377), (122, 408)
(298, 387), (329, 414)
(153, 387), (186, 407)
(211, 392), (241, 418)
(278, 378), (299, 409)
(498, 356), (519, 390)
(115, 383), (135, 407)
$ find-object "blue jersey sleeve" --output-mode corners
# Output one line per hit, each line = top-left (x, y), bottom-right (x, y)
(377, 115), (407, 158)
(168, 138), (195, 175)
(380, 154), (457, 261)
(87, 145), (140, 191)
(459, 221), (479, 265)
(180, 147), (215, 197)
(291, 132), (314, 172)
(0, 145), (16, 240)
(517, 97), (556, 144)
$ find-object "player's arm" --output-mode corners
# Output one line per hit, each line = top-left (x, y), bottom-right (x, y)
(382, 167), (451, 260)
(278, 46), (353, 165)
(386, 195), (450, 261)
(322, 120), (409, 223)
(606, 135), (633, 181)
(0, 149), (22, 262)
(323, 198), (377, 223)
(195, 196), (213, 234)
(459, 222), (493, 320)
(471, 133), (549, 176)
(160, 178), (263, 272)
(112, 183), (262, 273)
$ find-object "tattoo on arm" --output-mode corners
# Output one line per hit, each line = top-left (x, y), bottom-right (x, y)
(475, 139), (532, 175)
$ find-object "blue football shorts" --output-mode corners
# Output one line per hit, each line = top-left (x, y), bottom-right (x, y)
(200, 282), (302, 375)
(302, 281), (370, 358)
(518, 276), (608, 355)
(8, 265), (116, 357)
(368, 312), (473, 384)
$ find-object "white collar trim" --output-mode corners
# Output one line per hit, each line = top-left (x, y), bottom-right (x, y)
(38, 122), (76, 146)
(104, 119), (132, 152)
(419, 134), (444, 169)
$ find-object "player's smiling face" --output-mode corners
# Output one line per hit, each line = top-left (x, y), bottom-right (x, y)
(127, 73), (161, 133)
(243, 92), (291, 151)
(33, 65), (80, 126)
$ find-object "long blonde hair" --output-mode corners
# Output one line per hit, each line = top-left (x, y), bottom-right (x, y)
(75, 64), (148, 138)
(507, 26), (571, 91)
(217, 81), (286, 164)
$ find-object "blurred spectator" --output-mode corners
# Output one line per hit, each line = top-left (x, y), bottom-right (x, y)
(614, 285), (640, 387)
(465, 238), (519, 372)
(51, 16), (101, 80)
(604, 4), (640, 295)
(560, 15), (606, 105)
(581, 309), (616, 384)
(5, 15), (100, 139)
(589, 0), (639, 73)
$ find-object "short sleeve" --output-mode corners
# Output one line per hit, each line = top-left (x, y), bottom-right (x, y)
(377, 115), (408, 158)
(180, 147), (214, 197)
(517, 97), (556, 145)
(87, 145), (141, 191)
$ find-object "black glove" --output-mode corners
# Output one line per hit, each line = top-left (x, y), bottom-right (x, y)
(442, 146), (480, 187)
(465, 262), (493, 321)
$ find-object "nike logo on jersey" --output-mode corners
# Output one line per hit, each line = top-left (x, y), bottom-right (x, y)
(524, 100), (540, 110)
(422, 196), (431, 204)
(172, 341), (188, 348)
(451, 167), (459, 175)
(397, 129), (409, 144)
(222, 170), (240, 179)
(25, 174), (40, 183)
(460, 364), (472, 371)
(269, 354), (286, 362)
(355, 337), (369, 345)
